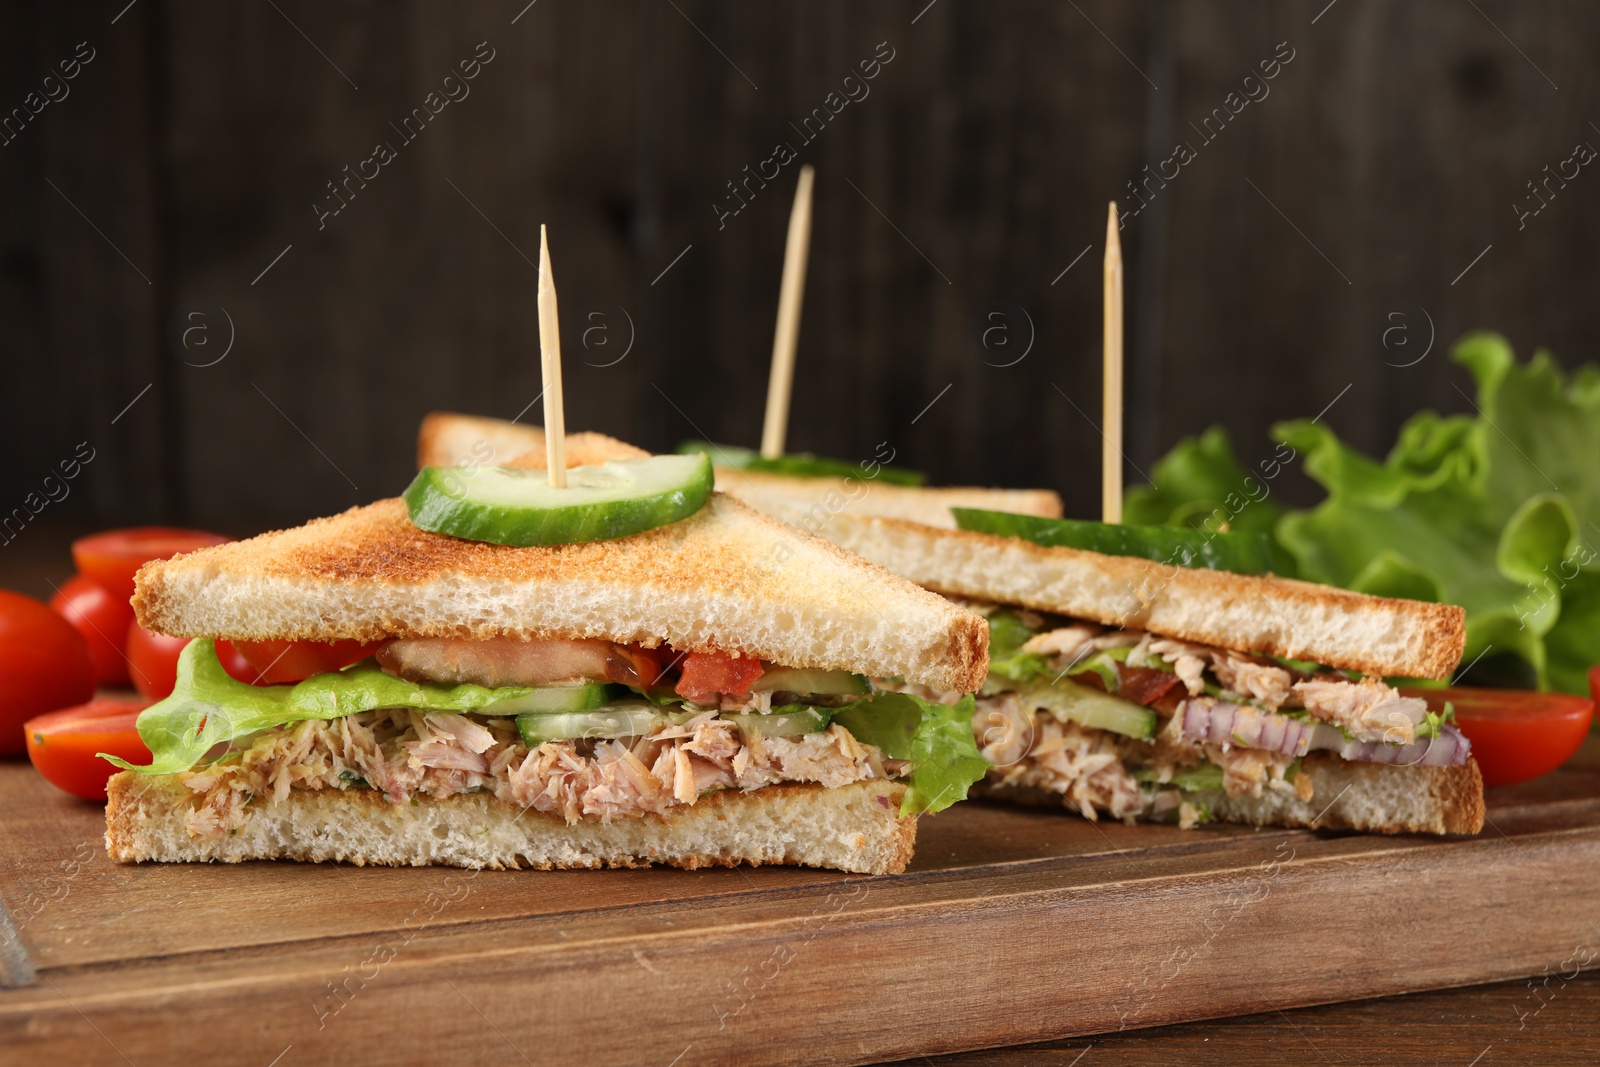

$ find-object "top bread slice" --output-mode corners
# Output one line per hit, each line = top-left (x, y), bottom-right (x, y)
(806, 512), (1465, 681)
(713, 469), (1062, 529)
(417, 412), (648, 470)
(417, 412), (1063, 527)
(132, 494), (988, 693)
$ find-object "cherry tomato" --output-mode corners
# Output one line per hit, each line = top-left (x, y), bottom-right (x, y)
(126, 621), (189, 699)
(49, 573), (135, 686)
(126, 623), (261, 697)
(0, 590), (96, 755)
(72, 527), (232, 601)
(1399, 685), (1594, 788)
(229, 638), (384, 685)
(675, 650), (766, 705)
(26, 698), (153, 801)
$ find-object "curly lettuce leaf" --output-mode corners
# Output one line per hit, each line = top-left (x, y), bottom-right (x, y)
(832, 693), (986, 815)
(1124, 425), (1286, 539)
(102, 639), (539, 775)
(1271, 332), (1600, 691)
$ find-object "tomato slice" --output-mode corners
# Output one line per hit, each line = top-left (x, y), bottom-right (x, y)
(26, 698), (152, 802)
(50, 573), (136, 686)
(1399, 685), (1594, 788)
(73, 527), (232, 600)
(229, 638), (384, 685)
(675, 650), (766, 705)
(0, 590), (96, 755)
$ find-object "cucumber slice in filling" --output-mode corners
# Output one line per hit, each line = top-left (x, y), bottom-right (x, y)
(486, 682), (616, 715)
(749, 667), (870, 696)
(516, 702), (692, 745)
(404, 453), (713, 547)
(722, 706), (832, 737)
(1018, 678), (1157, 740)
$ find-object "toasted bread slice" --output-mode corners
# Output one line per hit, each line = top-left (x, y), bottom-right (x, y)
(132, 494), (987, 693)
(106, 773), (916, 874)
(805, 513), (1464, 680)
(417, 411), (1063, 526)
(717, 470), (1062, 529)
(978, 754), (1484, 836)
(417, 412), (647, 470)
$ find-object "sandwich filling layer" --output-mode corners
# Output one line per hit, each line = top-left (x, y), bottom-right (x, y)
(885, 601), (1472, 827)
(109, 638), (987, 841)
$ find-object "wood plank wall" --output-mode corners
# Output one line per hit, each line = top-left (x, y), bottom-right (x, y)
(2, 0), (1597, 531)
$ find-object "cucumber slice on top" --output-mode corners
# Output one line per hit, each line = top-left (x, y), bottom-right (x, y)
(404, 454), (713, 547)
(516, 702), (692, 745)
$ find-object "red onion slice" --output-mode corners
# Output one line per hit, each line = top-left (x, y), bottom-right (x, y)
(1178, 698), (1472, 766)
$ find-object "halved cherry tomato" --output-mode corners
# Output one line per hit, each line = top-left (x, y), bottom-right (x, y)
(0, 590), (96, 754)
(72, 527), (232, 601)
(229, 638), (384, 685)
(50, 573), (135, 686)
(126, 623), (258, 697)
(25, 698), (152, 801)
(675, 650), (765, 705)
(1399, 685), (1593, 788)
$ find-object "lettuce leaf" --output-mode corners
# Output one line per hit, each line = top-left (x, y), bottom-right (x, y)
(103, 639), (540, 775)
(985, 610), (1049, 684)
(831, 693), (987, 815)
(1124, 425), (1286, 539)
(1127, 331), (1600, 692)
(108, 642), (990, 815)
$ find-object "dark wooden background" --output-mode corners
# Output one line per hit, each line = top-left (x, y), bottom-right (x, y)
(4, 0), (1599, 532)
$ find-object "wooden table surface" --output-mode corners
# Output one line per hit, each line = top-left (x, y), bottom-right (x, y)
(3, 531), (1598, 1065)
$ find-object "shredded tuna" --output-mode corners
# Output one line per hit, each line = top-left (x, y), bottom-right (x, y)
(1293, 677), (1426, 744)
(1147, 637), (1210, 696)
(1020, 624), (1101, 661)
(976, 703), (1147, 822)
(176, 711), (905, 840)
(1211, 655), (1294, 710)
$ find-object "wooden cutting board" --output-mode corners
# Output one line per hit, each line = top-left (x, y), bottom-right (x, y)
(3, 739), (1599, 1067)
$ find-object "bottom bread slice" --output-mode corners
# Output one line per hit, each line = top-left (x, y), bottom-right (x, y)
(977, 754), (1485, 836)
(105, 773), (917, 875)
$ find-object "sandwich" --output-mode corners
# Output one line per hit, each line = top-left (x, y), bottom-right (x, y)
(417, 411), (1064, 529)
(793, 509), (1485, 835)
(104, 449), (990, 876)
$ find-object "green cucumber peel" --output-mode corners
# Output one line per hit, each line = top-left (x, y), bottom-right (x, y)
(675, 441), (926, 486)
(953, 508), (1290, 576)
(404, 453), (713, 546)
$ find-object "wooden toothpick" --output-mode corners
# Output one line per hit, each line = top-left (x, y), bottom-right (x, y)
(760, 164), (816, 459)
(538, 224), (567, 488)
(1102, 202), (1124, 524)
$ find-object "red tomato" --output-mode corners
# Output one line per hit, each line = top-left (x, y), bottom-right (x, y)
(229, 638), (383, 685)
(675, 650), (766, 705)
(49, 573), (135, 686)
(73, 527), (232, 600)
(0, 590), (96, 755)
(25, 698), (152, 801)
(126, 621), (190, 699)
(1399, 686), (1594, 788)
(127, 624), (260, 697)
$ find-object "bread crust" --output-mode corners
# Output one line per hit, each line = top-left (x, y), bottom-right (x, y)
(131, 495), (988, 692)
(816, 514), (1467, 680)
(416, 413), (647, 469)
(105, 773), (917, 875)
(720, 471), (1063, 529)
(976, 754), (1485, 836)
